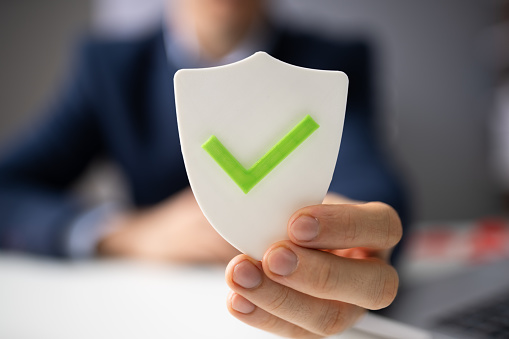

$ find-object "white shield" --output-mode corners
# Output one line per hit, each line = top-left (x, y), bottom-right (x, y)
(174, 52), (348, 260)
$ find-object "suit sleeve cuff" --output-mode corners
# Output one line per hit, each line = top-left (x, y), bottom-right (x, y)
(65, 202), (124, 259)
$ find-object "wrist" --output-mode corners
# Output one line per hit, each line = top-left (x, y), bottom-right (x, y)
(95, 211), (138, 257)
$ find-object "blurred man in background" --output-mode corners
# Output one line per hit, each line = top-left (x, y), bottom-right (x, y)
(0, 0), (407, 336)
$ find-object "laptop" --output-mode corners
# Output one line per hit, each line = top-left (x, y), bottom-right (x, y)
(383, 259), (509, 338)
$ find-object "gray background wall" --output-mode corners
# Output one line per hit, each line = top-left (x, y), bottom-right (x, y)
(0, 0), (501, 222)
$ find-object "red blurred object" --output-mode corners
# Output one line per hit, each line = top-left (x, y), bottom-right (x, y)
(470, 218), (509, 263)
(408, 227), (455, 259)
(406, 218), (509, 264)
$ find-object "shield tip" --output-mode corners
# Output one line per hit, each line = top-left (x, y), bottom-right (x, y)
(250, 51), (272, 61)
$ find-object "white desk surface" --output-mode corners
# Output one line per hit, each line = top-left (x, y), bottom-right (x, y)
(0, 254), (430, 339)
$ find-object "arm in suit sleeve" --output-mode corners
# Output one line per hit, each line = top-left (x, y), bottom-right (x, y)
(0, 41), (105, 257)
(329, 109), (409, 223)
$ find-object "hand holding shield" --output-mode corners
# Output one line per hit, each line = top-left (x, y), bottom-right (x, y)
(225, 193), (402, 337)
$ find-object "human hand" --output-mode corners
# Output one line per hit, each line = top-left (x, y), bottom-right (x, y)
(97, 187), (240, 264)
(225, 193), (402, 338)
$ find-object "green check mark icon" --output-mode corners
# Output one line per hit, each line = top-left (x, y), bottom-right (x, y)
(202, 114), (319, 194)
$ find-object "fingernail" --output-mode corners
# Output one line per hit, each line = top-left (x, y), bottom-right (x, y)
(233, 260), (262, 289)
(231, 293), (256, 314)
(267, 247), (298, 276)
(291, 215), (319, 241)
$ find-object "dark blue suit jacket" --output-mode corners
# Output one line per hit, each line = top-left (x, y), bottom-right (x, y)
(0, 27), (407, 258)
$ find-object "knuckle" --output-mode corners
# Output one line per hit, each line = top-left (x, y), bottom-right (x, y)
(266, 287), (293, 313)
(313, 259), (339, 296)
(366, 263), (399, 310)
(325, 204), (359, 244)
(339, 206), (355, 239)
(317, 301), (347, 336)
(343, 211), (360, 244)
(257, 311), (283, 332)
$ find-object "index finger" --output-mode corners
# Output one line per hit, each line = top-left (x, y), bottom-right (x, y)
(288, 202), (402, 250)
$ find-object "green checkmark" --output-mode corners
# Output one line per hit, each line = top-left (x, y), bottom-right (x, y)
(202, 114), (319, 194)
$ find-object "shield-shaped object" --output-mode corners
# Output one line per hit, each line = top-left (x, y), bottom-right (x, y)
(175, 52), (348, 260)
